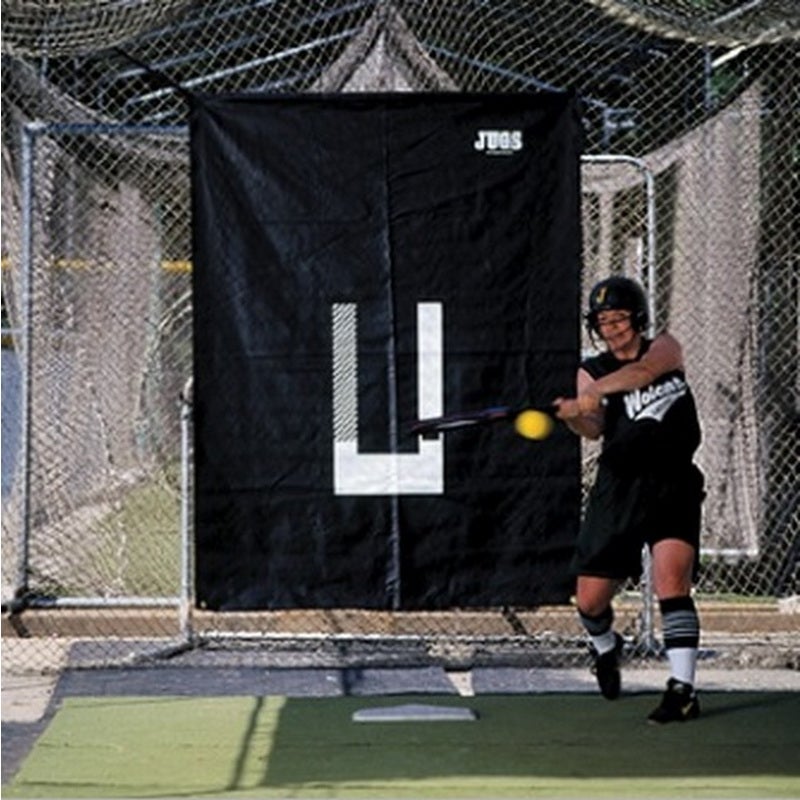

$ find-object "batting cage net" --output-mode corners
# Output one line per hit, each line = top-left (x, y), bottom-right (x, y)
(2, 1), (798, 673)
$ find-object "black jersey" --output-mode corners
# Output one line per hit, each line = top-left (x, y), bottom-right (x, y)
(581, 339), (702, 476)
(574, 339), (705, 579)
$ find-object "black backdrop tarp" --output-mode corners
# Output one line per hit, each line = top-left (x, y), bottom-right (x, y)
(191, 92), (582, 610)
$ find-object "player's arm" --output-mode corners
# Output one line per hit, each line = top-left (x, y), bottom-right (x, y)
(555, 367), (605, 440)
(558, 332), (683, 419)
(590, 332), (684, 399)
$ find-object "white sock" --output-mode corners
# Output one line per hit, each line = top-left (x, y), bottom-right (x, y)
(667, 647), (698, 687)
(591, 629), (618, 655)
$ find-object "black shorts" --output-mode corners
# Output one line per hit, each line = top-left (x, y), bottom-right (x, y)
(572, 463), (704, 581)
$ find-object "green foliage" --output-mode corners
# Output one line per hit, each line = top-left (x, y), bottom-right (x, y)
(90, 478), (181, 596)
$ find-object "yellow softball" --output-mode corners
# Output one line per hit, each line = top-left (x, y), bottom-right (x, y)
(514, 409), (554, 440)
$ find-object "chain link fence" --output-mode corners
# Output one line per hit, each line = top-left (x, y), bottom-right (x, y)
(2, 1), (798, 673)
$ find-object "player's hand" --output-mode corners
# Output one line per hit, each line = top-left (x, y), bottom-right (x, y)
(554, 390), (603, 420)
(553, 397), (580, 420)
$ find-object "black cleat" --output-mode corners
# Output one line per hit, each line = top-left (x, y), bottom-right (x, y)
(647, 678), (700, 724)
(590, 632), (623, 700)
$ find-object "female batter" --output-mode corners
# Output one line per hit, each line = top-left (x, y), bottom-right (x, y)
(555, 275), (705, 724)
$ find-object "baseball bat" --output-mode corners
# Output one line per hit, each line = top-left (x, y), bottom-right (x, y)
(410, 404), (556, 436)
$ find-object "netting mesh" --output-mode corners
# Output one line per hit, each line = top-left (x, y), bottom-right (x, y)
(2, 1), (798, 670)
(586, 0), (800, 46)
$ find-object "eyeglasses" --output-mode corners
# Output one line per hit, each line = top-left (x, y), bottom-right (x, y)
(596, 312), (632, 329)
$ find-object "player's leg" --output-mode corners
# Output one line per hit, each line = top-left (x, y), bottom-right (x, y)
(576, 575), (624, 699)
(648, 537), (700, 723)
(572, 468), (641, 700)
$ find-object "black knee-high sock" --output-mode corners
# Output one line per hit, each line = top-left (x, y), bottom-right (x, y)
(578, 606), (616, 654)
(660, 595), (699, 686)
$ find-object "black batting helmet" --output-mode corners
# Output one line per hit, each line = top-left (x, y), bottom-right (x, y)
(585, 276), (649, 333)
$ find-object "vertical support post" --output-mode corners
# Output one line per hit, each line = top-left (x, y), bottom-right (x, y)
(16, 122), (45, 598)
(643, 165), (657, 329)
(640, 545), (659, 653)
(641, 164), (659, 654)
(179, 378), (194, 641)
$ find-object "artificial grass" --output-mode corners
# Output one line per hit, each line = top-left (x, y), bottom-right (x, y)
(7, 692), (800, 798)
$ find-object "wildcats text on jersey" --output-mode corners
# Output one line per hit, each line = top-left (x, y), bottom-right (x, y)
(624, 375), (688, 423)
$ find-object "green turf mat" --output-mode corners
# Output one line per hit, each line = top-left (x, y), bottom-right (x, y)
(7, 692), (800, 798)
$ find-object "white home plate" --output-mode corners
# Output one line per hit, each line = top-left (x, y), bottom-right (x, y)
(352, 703), (478, 722)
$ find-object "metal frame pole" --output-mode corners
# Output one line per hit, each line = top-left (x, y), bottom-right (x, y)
(16, 121), (46, 599)
(179, 378), (194, 641)
(9, 121), (188, 617)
